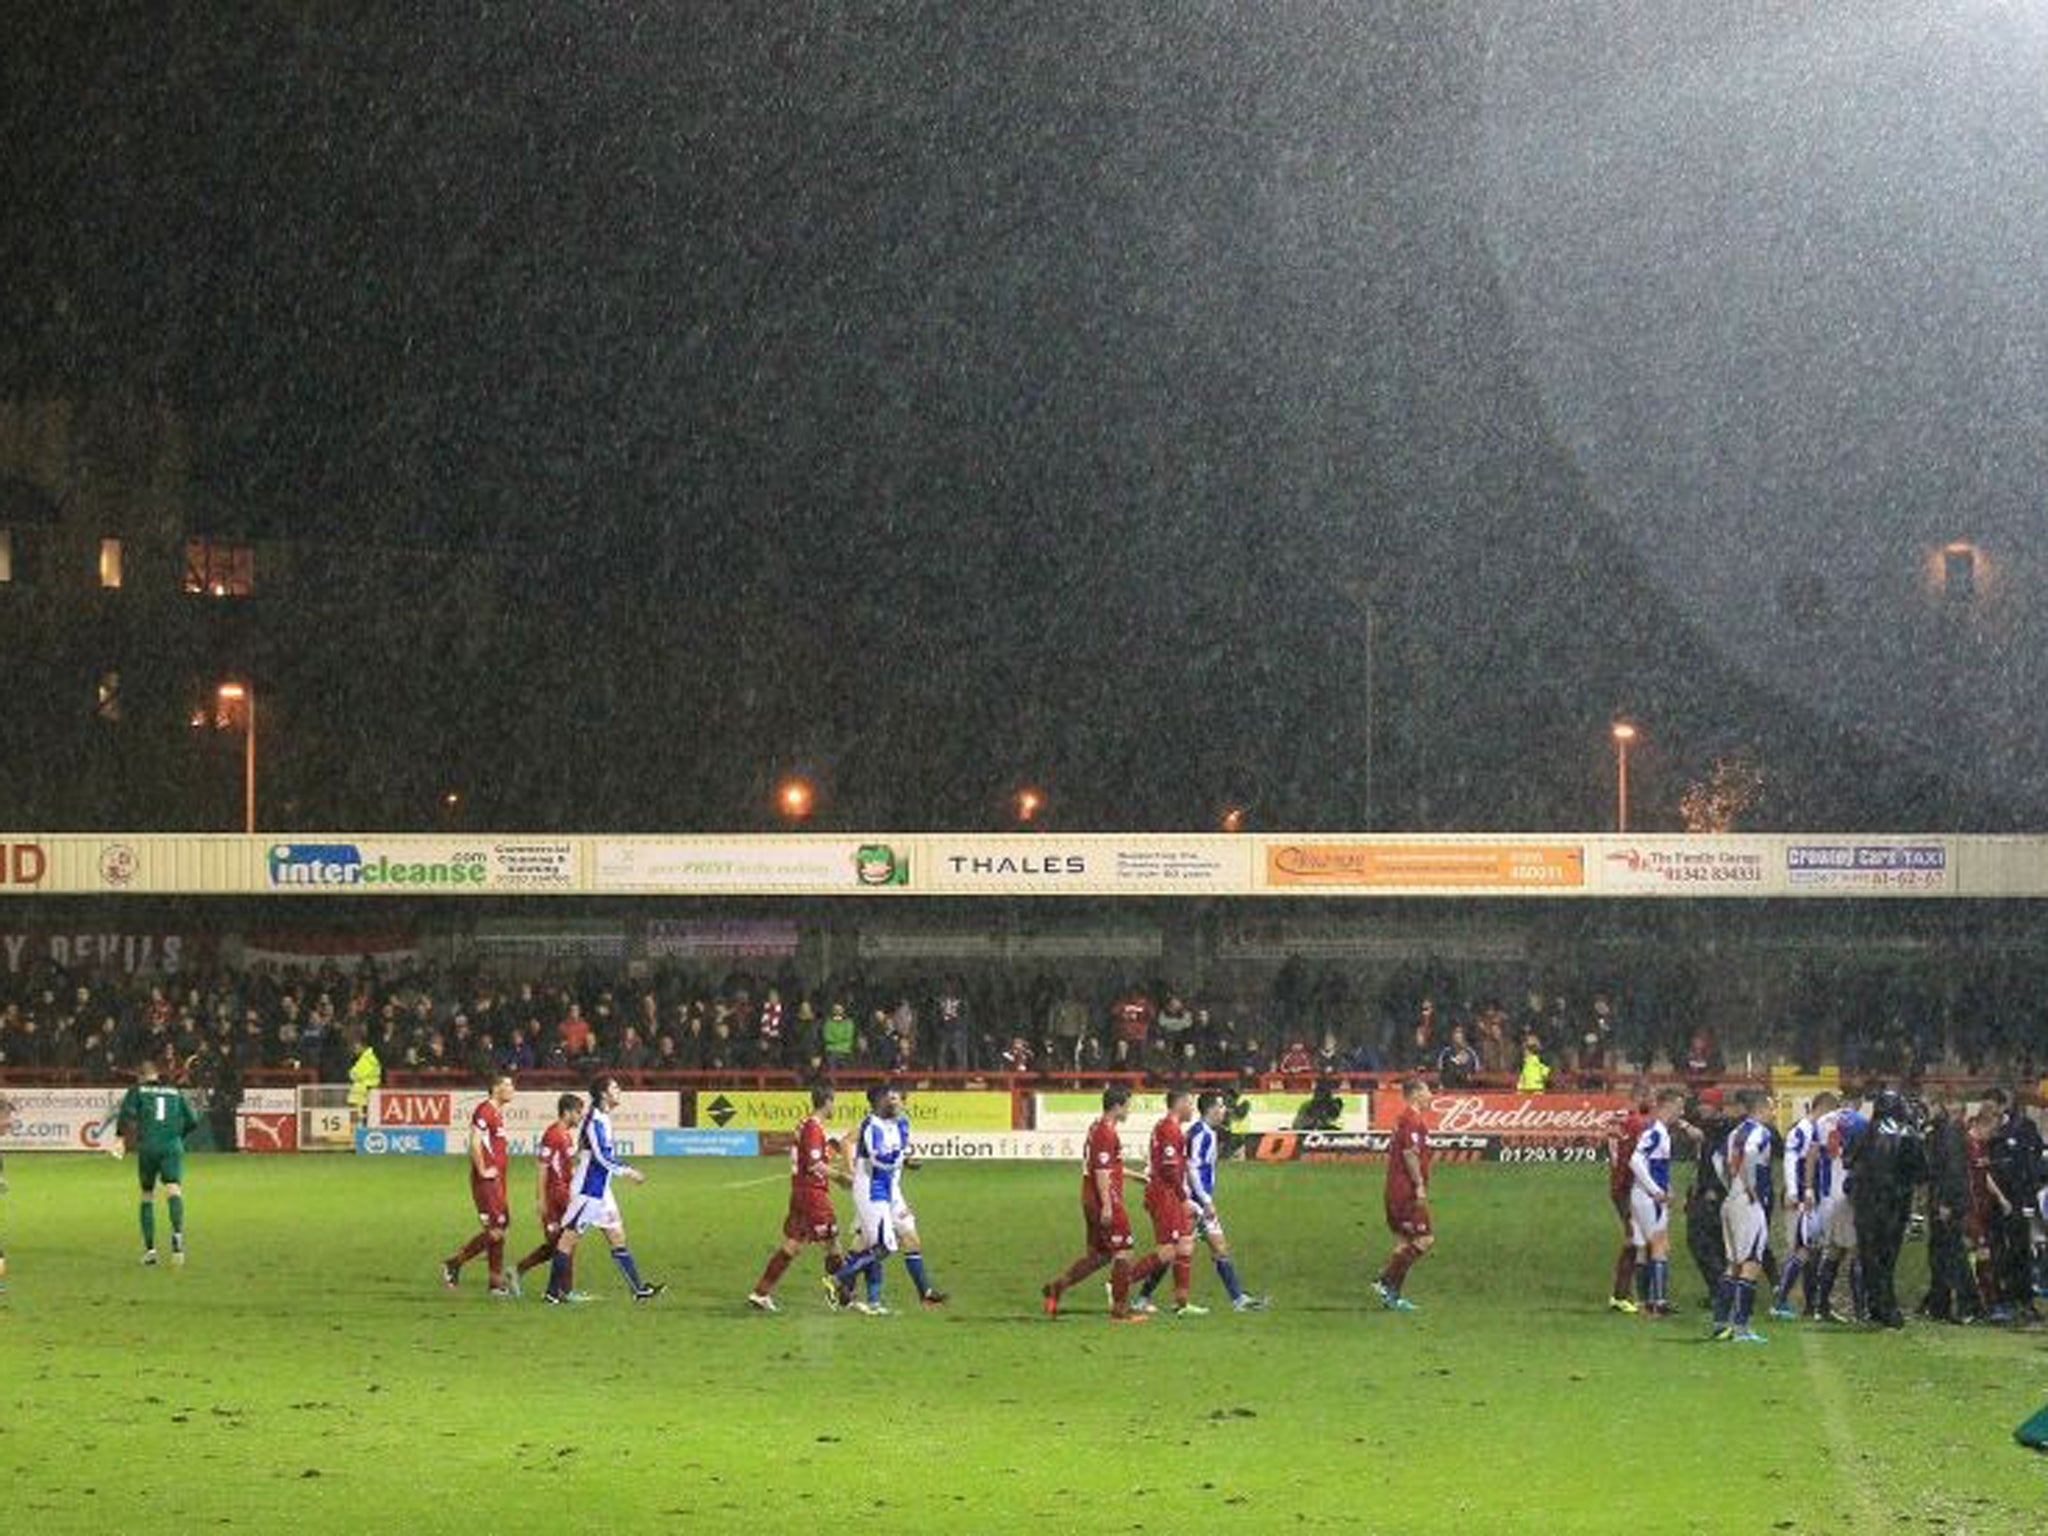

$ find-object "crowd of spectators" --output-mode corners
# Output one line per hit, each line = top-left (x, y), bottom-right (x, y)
(0, 948), (2042, 1091)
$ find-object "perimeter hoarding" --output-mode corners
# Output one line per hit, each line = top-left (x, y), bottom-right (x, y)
(1593, 839), (1772, 895)
(0, 1085), (124, 1152)
(1033, 1091), (1371, 1134)
(592, 839), (913, 895)
(691, 1089), (1014, 1134)
(1261, 842), (1585, 892)
(924, 837), (1252, 896)
(1368, 1089), (1632, 1145)
(370, 1088), (678, 1156)
(2, 830), (2035, 897)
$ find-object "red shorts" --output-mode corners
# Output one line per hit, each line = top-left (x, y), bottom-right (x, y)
(1085, 1205), (1134, 1256)
(471, 1179), (510, 1229)
(1387, 1197), (1433, 1240)
(1146, 1193), (1192, 1246)
(783, 1189), (839, 1244)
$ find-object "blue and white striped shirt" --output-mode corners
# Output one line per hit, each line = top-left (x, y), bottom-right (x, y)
(854, 1113), (911, 1202)
(573, 1106), (629, 1200)
(1186, 1120), (1221, 1207)
(1631, 1120), (1673, 1193)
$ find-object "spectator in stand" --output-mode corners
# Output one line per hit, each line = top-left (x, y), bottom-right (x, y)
(822, 1003), (856, 1073)
(705, 1018), (738, 1073)
(1112, 983), (1155, 1068)
(1314, 1031), (1344, 1080)
(615, 1027), (651, 1071)
(1001, 1035), (1034, 1073)
(500, 1028), (537, 1073)
(1343, 1035), (1382, 1075)
(559, 1002), (594, 1062)
(1681, 1028), (1720, 1085)
(936, 980), (972, 1072)
(1437, 1025), (1481, 1088)
(653, 1033), (682, 1072)
(1408, 1001), (1439, 1071)
(1155, 994), (1195, 1057)
(1237, 1034), (1269, 1084)
(1517, 1033), (1552, 1094)
(1277, 1039), (1315, 1081)
(753, 987), (782, 1073)
(1049, 990), (1090, 1070)
(1574, 995), (1614, 1085)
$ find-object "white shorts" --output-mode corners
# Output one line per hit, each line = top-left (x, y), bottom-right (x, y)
(1783, 1203), (1819, 1250)
(1194, 1205), (1226, 1242)
(1818, 1195), (1856, 1250)
(854, 1192), (914, 1253)
(1722, 1197), (1769, 1266)
(1628, 1187), (1670, 1248)
(561, 1191), (622, 1235)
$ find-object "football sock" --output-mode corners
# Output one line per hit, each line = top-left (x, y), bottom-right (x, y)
(833, 1249), (879, 1285)
(757, 1250), (793, 1293)
(1172, 1256), (1192, 1305)
(547, 1252), (572, 1297)
(1381, 1244), (1418, 1293)
(1110, 1257), (1132, 1310)
(1647, 1258), (1668, 1307)
(1814, 1257), (1838, 1311)
(1053, 1254), (1104, 1294)
(168, 1196), (185, 1241)
(824, 1250), (843, 1277)
(1800, 1255), (1818, 1312)
(1850, 1258), (1867, 1316)
(1140, 1264), (1167, 1299)
(449, 1231), (492, 1269)
(1614, 1245), (1637, 1301)
(904, 1252), (932, 1296)
(1975, 1256), (1999, 1311)
(611, 1245), (646, 1290)
(140, 1200), (156, 1249)
(1214, 1256), (1245, 1301)
(1711, 1276), (1734, 1327)
(1129, 1253), (1166, 1291)
(865, 1256), (885, 1304)
(1733, 1278), (1757, 1327)
(1635, 1261), (1652, 1303)
(485, 1236), (505, 1283)
(1773, 1254), (1804, 1306)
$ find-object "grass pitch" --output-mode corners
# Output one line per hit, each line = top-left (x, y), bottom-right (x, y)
(3, 1154), (2044, 1533)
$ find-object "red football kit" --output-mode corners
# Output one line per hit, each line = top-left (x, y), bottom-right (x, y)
(1385, 1107), (1433, 1239)
(1965, 1134), (1995, 1243)
(784, 1114), (840, 1243)
(539, 1120), (574, 1231)
(1145, 1114), (1192, 1244)
(1082, 1117), (1133, 1254)
(469, 1099), (510, 1228)
(1608, 1109), (1647, 1218)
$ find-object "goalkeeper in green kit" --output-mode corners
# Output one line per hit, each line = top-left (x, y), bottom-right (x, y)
(114, 1060), (200, 1266)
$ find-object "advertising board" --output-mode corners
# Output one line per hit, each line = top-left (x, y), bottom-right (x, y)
(692, 1089), (1013, 1134)
(1263, 842), (1585, 890)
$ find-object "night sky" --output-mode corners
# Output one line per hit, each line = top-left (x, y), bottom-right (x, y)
(5, 5), (2036, 831)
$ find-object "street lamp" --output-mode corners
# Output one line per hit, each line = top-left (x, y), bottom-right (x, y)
(1220, 804), (1247, 834)
(218, 682), (255, 835)
(776, 776), (815, 823)
(1610, 721), (1637, 834)
(1013, 787), (1044, 825)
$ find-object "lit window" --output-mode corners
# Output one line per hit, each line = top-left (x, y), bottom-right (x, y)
(0, 529), (11, 584)
(99, 536), (124, 589)
(95, 670), (122, 722)
(182, 537), (256, 597)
